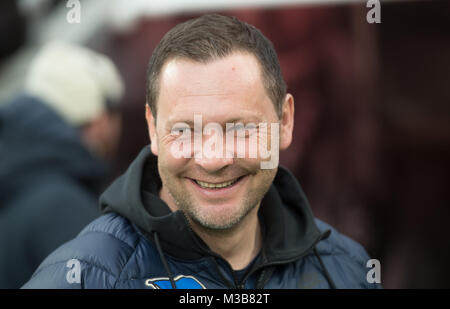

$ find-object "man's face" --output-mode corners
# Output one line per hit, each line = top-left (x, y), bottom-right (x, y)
(146, 52), (293, 231)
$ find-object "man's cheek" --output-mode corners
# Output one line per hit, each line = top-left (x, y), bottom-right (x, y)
(166, 130), (194, 159)
(160, 147), (190, 172)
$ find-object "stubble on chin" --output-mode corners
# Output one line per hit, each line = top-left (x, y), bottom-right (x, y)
(159, 167), (277, 233)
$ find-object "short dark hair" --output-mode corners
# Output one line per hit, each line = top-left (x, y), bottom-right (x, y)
(146, 14), (286, 119)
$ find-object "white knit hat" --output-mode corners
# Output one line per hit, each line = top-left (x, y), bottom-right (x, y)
(25, 41), (124, 126)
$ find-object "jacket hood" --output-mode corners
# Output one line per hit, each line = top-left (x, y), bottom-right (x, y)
(100, 145), (325, 264)
(0, 95), (106, 201)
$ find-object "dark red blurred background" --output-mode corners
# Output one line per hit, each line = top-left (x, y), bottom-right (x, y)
(94, 1), (450, 288)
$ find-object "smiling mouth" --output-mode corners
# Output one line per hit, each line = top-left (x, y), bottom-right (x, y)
(192, 176), (244, 189)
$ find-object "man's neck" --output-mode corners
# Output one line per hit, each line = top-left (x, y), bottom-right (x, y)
(189, 206), (262, 270)
(159, 186), (262, 270)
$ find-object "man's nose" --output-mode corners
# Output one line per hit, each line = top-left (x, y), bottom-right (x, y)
(194, 153), (234, 173)
(193, 134), (234, 172)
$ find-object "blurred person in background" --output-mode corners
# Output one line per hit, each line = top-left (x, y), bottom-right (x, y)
(0, 41), (124, 288)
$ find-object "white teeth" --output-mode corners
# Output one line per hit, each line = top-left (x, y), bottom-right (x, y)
(195, 178), (238, 189)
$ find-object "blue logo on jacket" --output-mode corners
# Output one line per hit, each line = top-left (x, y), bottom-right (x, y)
(145, 275), (206, 289)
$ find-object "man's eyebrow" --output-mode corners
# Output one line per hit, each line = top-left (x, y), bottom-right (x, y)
(169, 119), (195, 126)
(165, 119), (194, 130)
(225, 117), (262, 124)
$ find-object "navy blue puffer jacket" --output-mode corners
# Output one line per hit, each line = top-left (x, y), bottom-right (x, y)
(23, 146), (381, 289)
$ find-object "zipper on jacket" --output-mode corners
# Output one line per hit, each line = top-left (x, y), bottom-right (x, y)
(239, 234), (325, 288)
(182, 214), (238, 288)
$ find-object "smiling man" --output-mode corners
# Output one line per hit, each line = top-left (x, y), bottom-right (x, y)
(149, 51), (287, 271)
(23, 14), (380, 289)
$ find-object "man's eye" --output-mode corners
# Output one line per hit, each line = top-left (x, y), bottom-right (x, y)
(171, 127), (191, 135)
(228, 123), (257, 134)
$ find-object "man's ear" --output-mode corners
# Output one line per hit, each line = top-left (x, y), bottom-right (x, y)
(145, 104), (158, 156)
(279, 94), (294, 151)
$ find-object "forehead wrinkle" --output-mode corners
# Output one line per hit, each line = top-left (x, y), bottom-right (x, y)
(178, 93), (233, 98)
